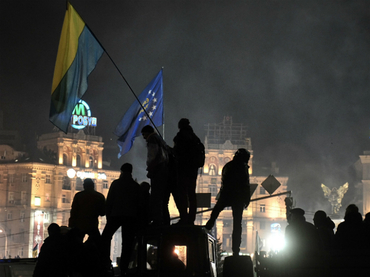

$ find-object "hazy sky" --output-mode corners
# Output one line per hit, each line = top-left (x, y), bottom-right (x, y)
(1, 0), (369, 216)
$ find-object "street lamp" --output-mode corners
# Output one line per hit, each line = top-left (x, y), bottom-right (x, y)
(0, 228), (8, 258)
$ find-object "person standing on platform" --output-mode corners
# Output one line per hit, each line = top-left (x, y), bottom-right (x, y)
(205, 149), (251, 256)
(141, 125), (170, 226)
(102, 163), (141, 275)
(173, 118), (203, 225)
(69, 178), (105, 243)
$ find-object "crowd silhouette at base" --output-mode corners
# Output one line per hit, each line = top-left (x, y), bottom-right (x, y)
(32, 119), (370, 276)
(254, 205), (370, 276)
(283, 205), (370, 257)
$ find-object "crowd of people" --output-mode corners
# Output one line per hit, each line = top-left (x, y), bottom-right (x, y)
(33, 118), (214, 277)
(284, 204), (370, 257)
(36, 117), (370, 276)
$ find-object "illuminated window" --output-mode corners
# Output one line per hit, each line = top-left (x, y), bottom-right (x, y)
(209, 164), (216, 175)
(161, 244), (187, 271)
(34, 196), (41, 206)
(76, 155), (81, 167)
(103, 180), (108, 189)
(174, 245), (187, 268)
(260, 204), (266, 213)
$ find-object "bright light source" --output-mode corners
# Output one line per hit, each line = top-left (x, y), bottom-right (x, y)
(67, 168), (76, 178)
(34, 196), (41, 206)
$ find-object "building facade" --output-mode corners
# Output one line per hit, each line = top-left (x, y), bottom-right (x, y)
(0, 115), (290, 259)
(359, 151), (370, 215)
(0, 130), (120, 259)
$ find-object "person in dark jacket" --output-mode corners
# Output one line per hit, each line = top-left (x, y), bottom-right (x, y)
(205, 148), (251, 256)
(313, 210), (335, 250)
(69, 178), (105, 242)
(284, 208), (320, 256)
(33, 223), (68, 277)
(173, 118), (202, 225)
(141, 125), (170, 225)
(335, 204), (366, 250)
(102, 163), (141, 275)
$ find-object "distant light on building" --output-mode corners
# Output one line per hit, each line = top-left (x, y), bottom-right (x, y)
(67, 168), (76, 178)
(34, 197), (41, 206)
(71, 100), (97, 130)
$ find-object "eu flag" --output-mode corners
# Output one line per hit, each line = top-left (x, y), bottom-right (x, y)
(115, 69), (164, 158)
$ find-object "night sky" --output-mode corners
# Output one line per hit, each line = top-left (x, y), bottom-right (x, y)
(1, 0), (369, 217)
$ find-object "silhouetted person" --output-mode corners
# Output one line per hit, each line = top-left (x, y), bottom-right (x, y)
(69, 178), (105, 243)
(284, 208), (320, 256)
(33, 223), (68, 277)
(139, 181), (151, 228)
(335, 204), (366, 251)
(102, 163), (141, 275)
(141, 125), (170, 225)
(173, 118), (202, 225)
(205, 148), (251, 256)
(364, 212), (370, 249)
(313, 210), (335, 250)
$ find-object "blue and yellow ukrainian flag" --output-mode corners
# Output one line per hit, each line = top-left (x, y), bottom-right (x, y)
(49, 2), (104, 133)
(32, 243), (38, 258)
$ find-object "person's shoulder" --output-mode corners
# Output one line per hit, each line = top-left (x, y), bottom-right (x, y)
(147, 132), (160, 143)
(305, 221), (316, 229)
(92, 190), (105, 198)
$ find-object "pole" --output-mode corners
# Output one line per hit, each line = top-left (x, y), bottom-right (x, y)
(170, 191), (292, 221)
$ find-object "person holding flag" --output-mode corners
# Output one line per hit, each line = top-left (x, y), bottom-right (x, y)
(141, 125), (170, 226)
(114, 69), (164, 158)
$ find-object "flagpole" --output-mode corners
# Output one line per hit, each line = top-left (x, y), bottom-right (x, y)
(89, 28), (163, 137)
(72, 4), (163, 138)
(162, 66), (165, 141)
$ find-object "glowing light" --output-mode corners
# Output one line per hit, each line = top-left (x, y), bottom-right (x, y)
(67, 169), (76, 178)
(34, 196), (41, 206)
(71, 100), (97, 130)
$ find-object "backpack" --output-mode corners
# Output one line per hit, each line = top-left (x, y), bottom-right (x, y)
(193, 136), (205, 168)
